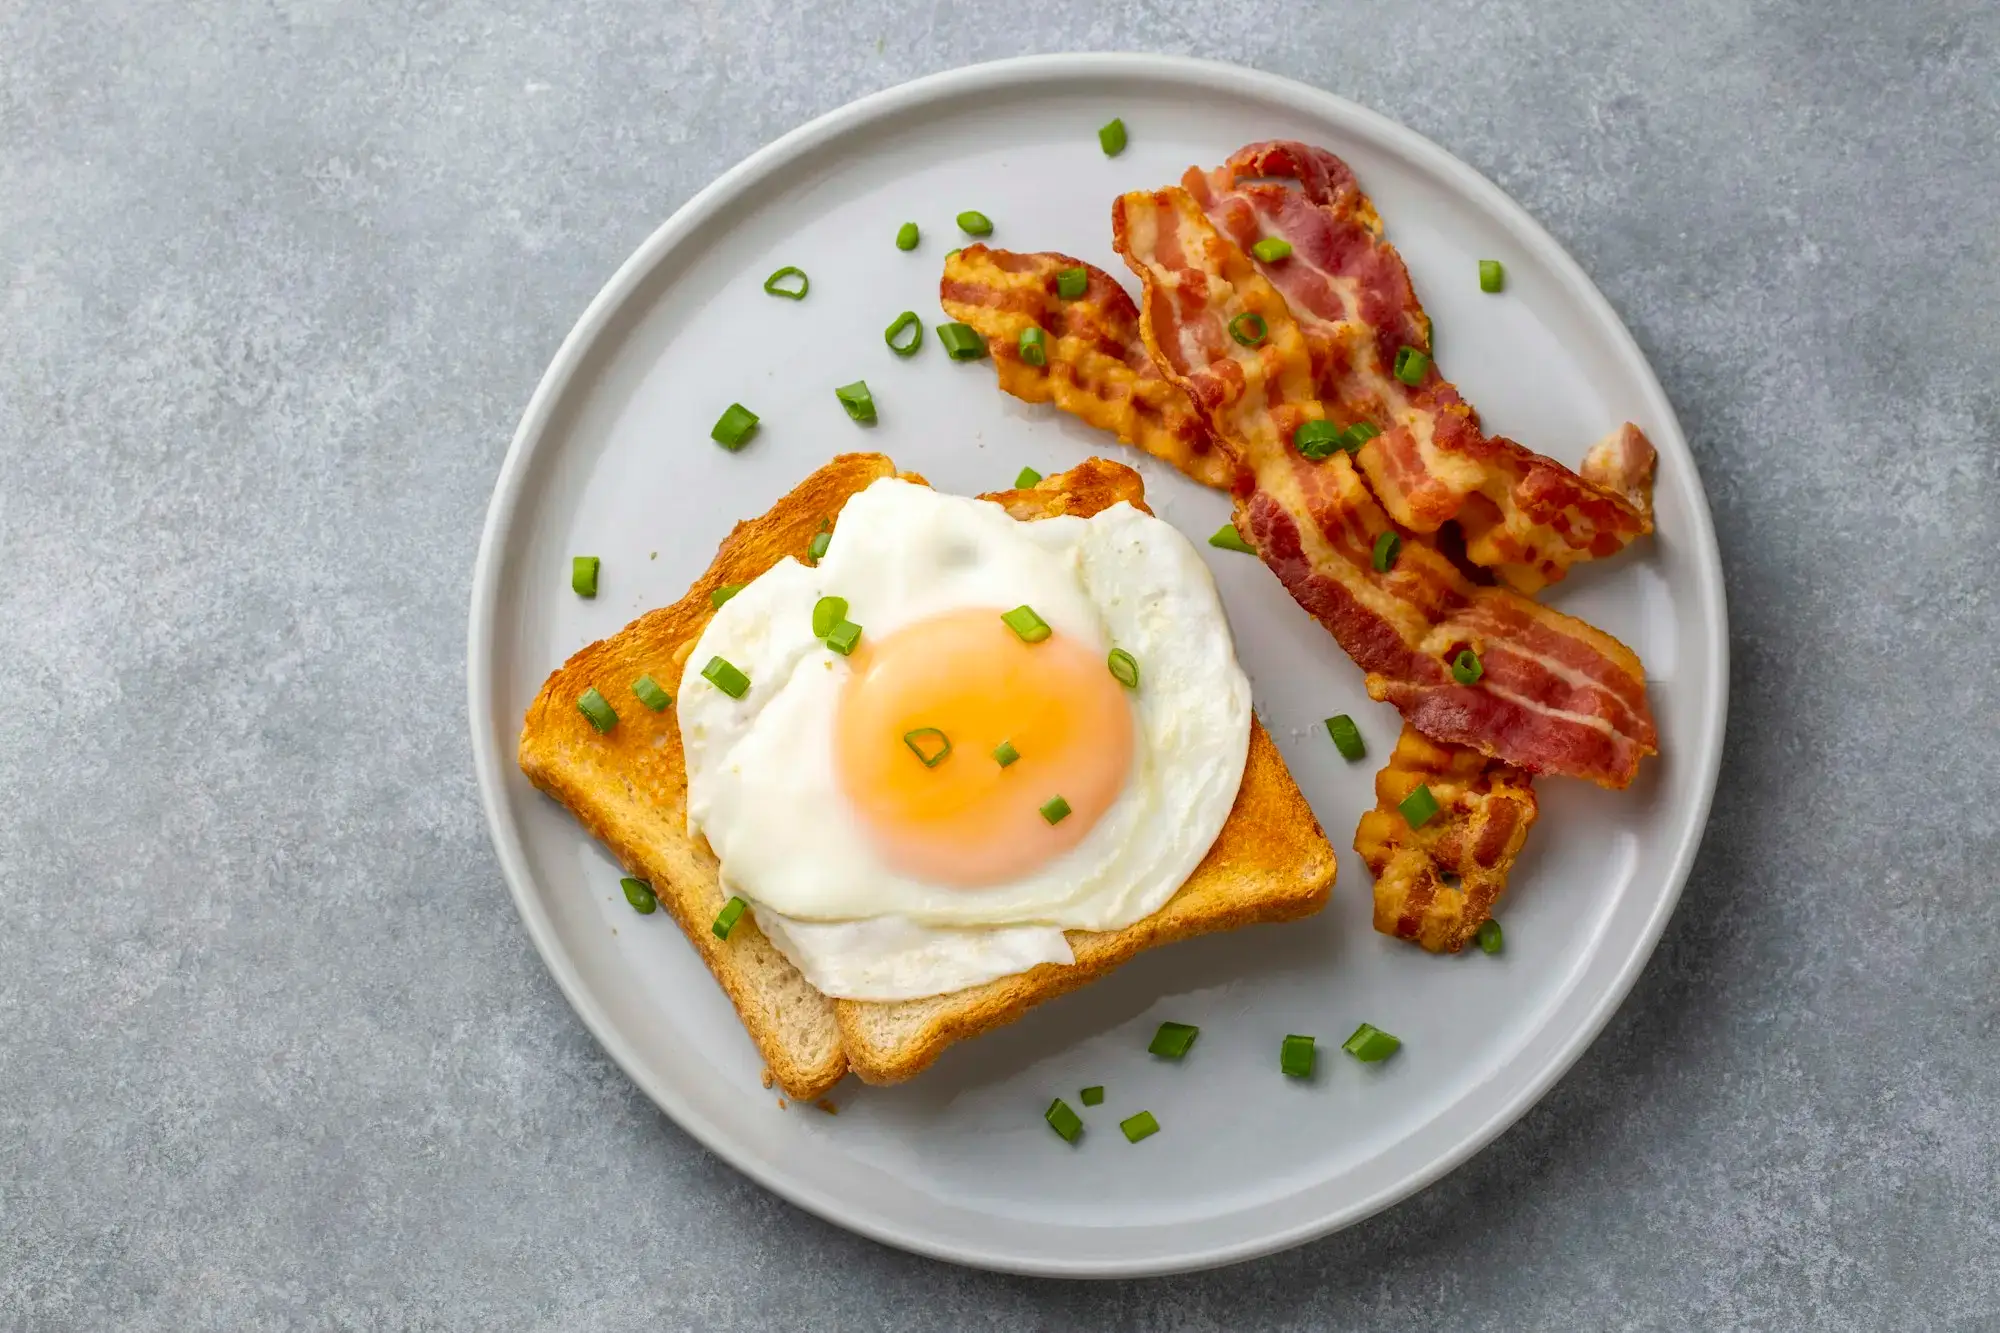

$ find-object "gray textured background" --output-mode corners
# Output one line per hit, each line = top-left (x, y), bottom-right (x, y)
(4, 0), (1996, 1328)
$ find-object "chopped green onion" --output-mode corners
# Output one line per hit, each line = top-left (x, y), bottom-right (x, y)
(1393, 345), (1430, 386)
(896, 221), (920, 251)
(1208, 522), (1256, 554)
(1148, 1021), (1199, 1059)
(1056, 266), (1088, 300)
(835, 380), (877, 424)
(710, 583), (744, 609)
(824, 619), (862, 656)
(571, 555), (600, 597)
(944, 247), (962, 262)
(1229, 312), (1269, 347)
(807, 528), (832, 562)
(1039, 795), (1071, 825)
(956, 210), (993, 236)
(1294, 419), (1343, 460)
(712, 895), (748, 940)
(1479, 259), (1504, 293)
(1399, 783), (1440, 829)
(711, 403), (760, 450)
(937, 322), (987, 360)
(1098, 117), (1127, 156)
(1014, 466), (1043, 488)
(1045, 1097), (1083, 1143)
(1080, 1085), (1105, 1106)
(1341, 422), (1382, 452)
(1001, 605), (1052, 643)
(1018, 325), (1048, 367)
(577, 687), (617, 733)
(991, 740), (1019, 768)
(1342, 1022), (1402, 1063)
(1451, 648), (1484, 685)
(1106, 647), (1140, 690)
(632, 675), (672, 711)
(1251, 237), (1294, 263)
(1281, 1033), (1316, 1079)
(1120, 1110), (1160, 1143)
(884, 310), (923, 357)
(812, 595), (848, 639)
(902, 727), (952, 768)
(700, 656), (750, 699)
(1371, 530), (1401, 573)
(620, 877), (658, 914)
(1477, 917), (1504, 955)
(762, 266), (809, 300)
(1324, 714), (1366, 761)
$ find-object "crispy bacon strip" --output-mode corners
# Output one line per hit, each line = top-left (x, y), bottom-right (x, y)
(1355, 725), (1538, 952)
(1185, 141), (1655, 593)
(938, 245), (1240, 490)
(1112, 186), (1657, 787)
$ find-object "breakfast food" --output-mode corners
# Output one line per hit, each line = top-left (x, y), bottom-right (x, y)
(520, 454), (1336, 1097)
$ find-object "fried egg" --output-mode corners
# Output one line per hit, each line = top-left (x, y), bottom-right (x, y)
(678, 478), (1249, 1001)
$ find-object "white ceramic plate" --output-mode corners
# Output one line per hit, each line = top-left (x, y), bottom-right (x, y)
(468, 54), (1726, 1276)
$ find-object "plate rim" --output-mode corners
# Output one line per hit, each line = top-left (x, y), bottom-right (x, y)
(466, 51), (1729, 1277)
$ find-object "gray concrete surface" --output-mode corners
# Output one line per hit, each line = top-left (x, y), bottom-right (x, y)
(4, 1), (1996, 1328)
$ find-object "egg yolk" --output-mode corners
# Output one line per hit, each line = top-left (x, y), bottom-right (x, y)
(833, 609), (1136, 888)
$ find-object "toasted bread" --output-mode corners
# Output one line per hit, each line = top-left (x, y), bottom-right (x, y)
(518, 453), (1336, 1099)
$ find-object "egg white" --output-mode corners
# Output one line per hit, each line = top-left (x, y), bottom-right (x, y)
(678, 478), (1250, 1000)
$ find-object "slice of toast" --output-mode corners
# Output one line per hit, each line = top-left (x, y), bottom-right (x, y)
(519, 453), (1336, 1099)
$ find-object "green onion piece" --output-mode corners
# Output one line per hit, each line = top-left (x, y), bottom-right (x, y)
(1372, 530), (1401, 573)
(1045, 1097), (1083, 1143)
(1342, 1022), (1402, 1062)
(762, 266), (809, 300)
(711, 895), (748, 940)
(620, 877), (658, 914)
(945, 247), (962, 262)
(577, 687), (617, 733)
(896, 221), (920, 251)
(937, 322), (987, 360)
(1324, 714), (1366, 761)
(824, 619), (862, 656)
(1098, 117), (1127, 156)
(1477, 917), (1504, 955)
(884, 310), (923, 357)
(632, 675), (672, 711)
(1281, 1033), (1316, 1079)
(1399, 783), (1441, 829)
(1229, 312), (1269, 347)
(1250, 236), (1294, 263)
(835, 380), (877, 424)
(711, 403), (760, 451)
(1080, 1085), (1105, 1106)
(711, 583), (744, 609)
(1294, 419), (1343, 460)
(1001, 605), (1052, 643)
(1014, 466), (1043, 488)
(1039, 795), (1071, 825)
(571, 555), (600, 598)
(1120, 1110), (1160, 1143)
(991, 740), (1019, 768)
(1148, 1021), (1199, 1059)
(807, 529), (832, 562)
(1452, 648), (1484, 685)
(1208, 522), (1256, 554)
(1479, 258), (1504, 293)
(812, 595), (848, 639)
(1017, 325), (1048, 368)
(902, 727), (953, 768)
(700, 656), (750, 699)
(1106, 647), (1140, 690)
(1341, 422), (1382, 453)
(1393, 345), (1430, 386)
(955, 210), (993, 236)
(1056, 266), (1088, 300)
